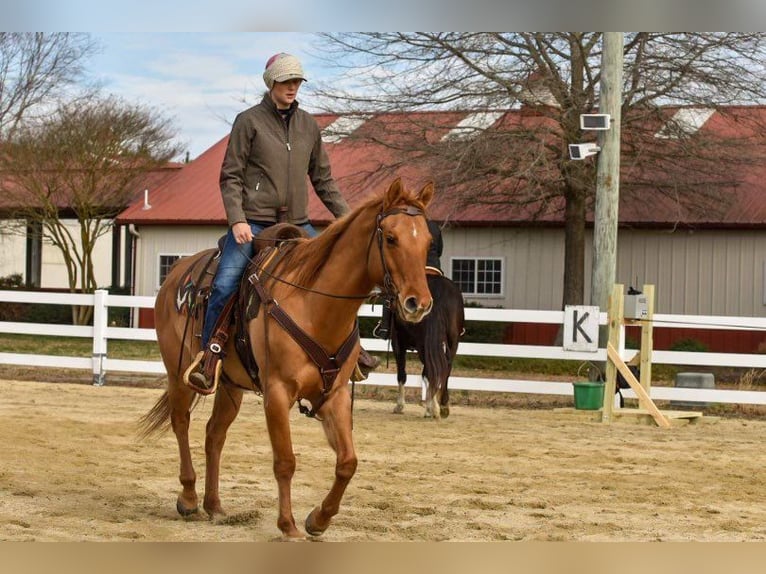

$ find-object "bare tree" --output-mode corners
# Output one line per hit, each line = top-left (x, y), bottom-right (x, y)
(314, 32), (766, 308)
(0, 95), (181, 324)
(0, 33), (99, 141)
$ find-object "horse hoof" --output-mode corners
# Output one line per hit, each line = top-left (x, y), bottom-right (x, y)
(304, 506), (327, 537)
(392, 405), (404, 414)
(441, 407), (450, 418)
(205, 506), (226, 520)
(176, 500), (199, 517)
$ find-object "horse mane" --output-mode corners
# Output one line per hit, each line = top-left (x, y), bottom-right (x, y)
(277, 185), (428, 291)
(277, 194), (381, 291)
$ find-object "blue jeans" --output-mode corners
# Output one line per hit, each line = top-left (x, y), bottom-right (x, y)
(202, 221), (318, 347)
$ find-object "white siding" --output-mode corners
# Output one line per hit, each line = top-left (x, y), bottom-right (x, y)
(443, 227), (565, 310)
(131, 224), (766, 318)
(0, 218), (116, 288)
(0, 221), (25, 280)
(41, 220), (115, 289)
(617, 229), (766, 317)
(135, 225), (226, 296)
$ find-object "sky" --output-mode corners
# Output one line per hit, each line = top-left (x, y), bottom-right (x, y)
(88, 33), (330, 161)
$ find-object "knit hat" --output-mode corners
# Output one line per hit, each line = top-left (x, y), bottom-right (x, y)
(263, 53), (306, 90)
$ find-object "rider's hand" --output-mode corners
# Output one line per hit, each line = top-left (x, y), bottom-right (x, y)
(232, 222), (254, 245)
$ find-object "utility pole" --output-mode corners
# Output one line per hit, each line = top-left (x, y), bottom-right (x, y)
(591, 32), (623, 318)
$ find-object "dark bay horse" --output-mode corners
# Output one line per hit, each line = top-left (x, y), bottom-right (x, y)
(139, 178), (434, 539)
(391, 273), (465, 419)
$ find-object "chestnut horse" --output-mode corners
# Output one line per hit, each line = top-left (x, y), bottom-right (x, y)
(139, 178), (434, 539)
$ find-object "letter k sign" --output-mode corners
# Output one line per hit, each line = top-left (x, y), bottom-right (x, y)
(563, 305), (600, 352)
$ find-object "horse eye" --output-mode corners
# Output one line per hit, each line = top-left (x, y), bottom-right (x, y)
(385, 234), (397, 246)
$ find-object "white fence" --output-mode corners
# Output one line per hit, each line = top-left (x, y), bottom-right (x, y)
(1, 289), (766, 406)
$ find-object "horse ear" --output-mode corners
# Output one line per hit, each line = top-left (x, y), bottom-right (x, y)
(417, 182), (435, 208)
(384, 177), (405, 207)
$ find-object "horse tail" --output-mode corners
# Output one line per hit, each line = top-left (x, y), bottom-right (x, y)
(137, 391), (173, 439)
(422, 327), (450, 397)
(422, 277), (454, 401)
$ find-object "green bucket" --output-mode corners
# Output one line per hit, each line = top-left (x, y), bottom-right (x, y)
(572, 381), (605, 410)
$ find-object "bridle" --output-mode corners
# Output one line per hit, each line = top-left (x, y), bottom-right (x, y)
(250, 202), (426, 302)
(366, 204), (426, 309)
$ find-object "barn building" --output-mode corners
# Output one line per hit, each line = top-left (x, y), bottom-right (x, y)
(115, 107), (766, 353)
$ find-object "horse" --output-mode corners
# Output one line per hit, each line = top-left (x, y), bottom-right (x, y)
(390, 273), (465, 419)
(139, 178), (435, 539)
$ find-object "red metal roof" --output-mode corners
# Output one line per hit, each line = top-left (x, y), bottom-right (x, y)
(0, 163), (183, 213)
(116, 107), (766, 228)
(118, 138), (230, 225)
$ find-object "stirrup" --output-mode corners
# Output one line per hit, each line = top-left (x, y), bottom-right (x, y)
(351, 363), (367, 382)
(183, 350), (222, 395)
(372, 322), (389, 339)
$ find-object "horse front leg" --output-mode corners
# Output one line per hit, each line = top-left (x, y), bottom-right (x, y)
(167, 381), (200, 516)
(263, 388), (301, 538)
(203, 384), (244, 518)
(305, 387), (357, 537)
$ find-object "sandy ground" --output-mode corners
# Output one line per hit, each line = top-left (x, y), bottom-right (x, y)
(1, 378), (766, 542)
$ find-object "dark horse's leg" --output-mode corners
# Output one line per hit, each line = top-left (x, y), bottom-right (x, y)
(203, 383), (244, 517)
(439, 330), (460, 419)
(392, 328), (408, 414)
(305, 386), (358, 536)
(167, 375), (202, 516)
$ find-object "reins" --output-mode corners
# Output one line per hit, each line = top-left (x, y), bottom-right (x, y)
(239, 203), (425, 302)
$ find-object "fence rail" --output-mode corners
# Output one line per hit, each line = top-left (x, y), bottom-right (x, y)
(1, 289), (765, 406)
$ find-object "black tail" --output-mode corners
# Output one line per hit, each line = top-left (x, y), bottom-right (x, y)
(421, 275), (464, 405)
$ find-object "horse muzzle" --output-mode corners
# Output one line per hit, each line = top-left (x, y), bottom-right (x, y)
(398, 295), (433, 323)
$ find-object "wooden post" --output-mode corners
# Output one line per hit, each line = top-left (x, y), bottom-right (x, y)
(639, 284), (655, 393)
(590, 32), (623, 317)
(602, 282), (670, 428)
(607, 344), (671, 428)
(601, 283), (623, 423)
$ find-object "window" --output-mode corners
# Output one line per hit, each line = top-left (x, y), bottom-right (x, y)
(158, 254), (188, 287)
(451, 257), (503, 295)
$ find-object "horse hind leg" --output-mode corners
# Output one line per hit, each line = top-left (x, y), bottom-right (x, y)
(393, 378), (406, 414)
(392, 339), (407, 414)
(167, 380), (202, 516)
(203, 384), (244, 518)
(422, 373), (435, 418)
(439, 339), (459, 420)
(422, 374), (442, 419)
(439, 366), (453, 419)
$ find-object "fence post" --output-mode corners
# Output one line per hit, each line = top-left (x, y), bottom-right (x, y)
(92, 289), (108, 386)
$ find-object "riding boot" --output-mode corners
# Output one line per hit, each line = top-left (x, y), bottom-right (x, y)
(185, 343), (224, 395)
(356, 347), (380, 377)
(184, 296), (236, 395)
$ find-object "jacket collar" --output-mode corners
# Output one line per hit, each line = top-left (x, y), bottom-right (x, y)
(261, 93), (300, 115)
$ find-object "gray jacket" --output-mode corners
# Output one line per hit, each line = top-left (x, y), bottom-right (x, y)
(219, 94), (349, 226)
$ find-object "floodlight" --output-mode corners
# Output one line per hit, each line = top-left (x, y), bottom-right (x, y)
(568, 143), (601, 160)
(580, 114), (611, 130)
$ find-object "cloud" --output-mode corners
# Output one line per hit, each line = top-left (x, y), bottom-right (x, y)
(88, 33), (322, 159)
